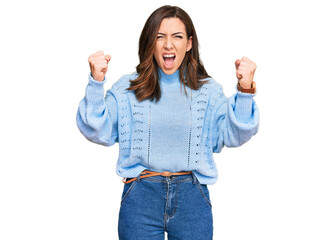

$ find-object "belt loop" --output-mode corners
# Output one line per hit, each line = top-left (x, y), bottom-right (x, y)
(192, 172), (197, 184)
(136, 173), (141, 183)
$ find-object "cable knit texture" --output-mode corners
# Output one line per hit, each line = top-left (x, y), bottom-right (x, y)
(76, 69), (259, 184)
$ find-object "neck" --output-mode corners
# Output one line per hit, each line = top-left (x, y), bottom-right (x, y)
(158, 68), (180, 84)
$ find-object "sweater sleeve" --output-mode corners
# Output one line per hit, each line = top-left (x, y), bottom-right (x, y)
(76, 72), (118, 146)
(211, 86), (259, 152)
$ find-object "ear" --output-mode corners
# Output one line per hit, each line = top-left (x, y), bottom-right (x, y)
(186, 36), (192, 52)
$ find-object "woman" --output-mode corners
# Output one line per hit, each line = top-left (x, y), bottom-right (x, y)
(76, 5), (259, 240)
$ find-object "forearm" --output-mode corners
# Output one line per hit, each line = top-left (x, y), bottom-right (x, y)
(76, 73), (118, 146)
(226, 92), (259, 146)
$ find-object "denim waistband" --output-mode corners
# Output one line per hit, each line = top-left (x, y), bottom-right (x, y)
(126, 171), (198, 184)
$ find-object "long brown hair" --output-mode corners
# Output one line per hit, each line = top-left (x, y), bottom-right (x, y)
(127, 5), (210, 102)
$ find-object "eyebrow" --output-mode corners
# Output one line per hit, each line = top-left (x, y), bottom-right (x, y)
(157, 32), (185, 36)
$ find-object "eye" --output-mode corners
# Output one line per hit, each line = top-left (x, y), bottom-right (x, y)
(157, 35), (163, 39)
(175, 35), (183, 39)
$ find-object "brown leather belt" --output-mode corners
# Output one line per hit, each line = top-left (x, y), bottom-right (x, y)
(122, 170), (193, 184)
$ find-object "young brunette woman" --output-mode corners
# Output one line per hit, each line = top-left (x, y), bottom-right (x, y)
(77, 5), (259, 240)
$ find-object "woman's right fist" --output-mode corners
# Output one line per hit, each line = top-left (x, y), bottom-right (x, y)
(88, 50), (111, 81)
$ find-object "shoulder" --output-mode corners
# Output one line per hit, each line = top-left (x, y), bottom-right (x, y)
(110, 72), (139, 93)
(199, 77), (224, 95)
(197, 77), (227, 108)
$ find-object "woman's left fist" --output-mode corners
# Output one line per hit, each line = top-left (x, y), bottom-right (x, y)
(235, 56), (257, 89)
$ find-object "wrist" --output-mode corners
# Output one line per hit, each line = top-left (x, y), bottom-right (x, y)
(237, 81), (256, 94)
(89, 72), (106, 85)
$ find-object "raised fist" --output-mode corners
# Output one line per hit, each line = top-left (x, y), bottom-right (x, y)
(235, 56), (257, 89)
(88, 50), (111, 81)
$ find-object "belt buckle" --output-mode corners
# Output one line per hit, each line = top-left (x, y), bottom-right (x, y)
(161, 171), (173, 177)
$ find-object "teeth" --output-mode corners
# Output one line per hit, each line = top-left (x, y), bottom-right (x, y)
(163, 54), (175, 58)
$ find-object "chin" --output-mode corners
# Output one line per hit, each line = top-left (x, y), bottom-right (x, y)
(162, 68), (177, 75)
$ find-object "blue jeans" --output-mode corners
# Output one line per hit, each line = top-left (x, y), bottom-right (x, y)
(118, 172), (213, 240)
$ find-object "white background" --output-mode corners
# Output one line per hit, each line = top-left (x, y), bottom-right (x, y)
(1, 0), (335, 239)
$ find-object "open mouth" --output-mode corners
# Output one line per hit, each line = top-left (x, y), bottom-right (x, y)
(163, 54), (176, 69)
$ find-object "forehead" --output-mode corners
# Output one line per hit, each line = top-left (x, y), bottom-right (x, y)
(158, 17), (186, 33)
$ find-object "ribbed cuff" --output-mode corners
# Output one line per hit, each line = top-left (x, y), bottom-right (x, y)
(88, 72), (106, 85)
(234, 86), (256, 123)
(86, 72), (106, 105)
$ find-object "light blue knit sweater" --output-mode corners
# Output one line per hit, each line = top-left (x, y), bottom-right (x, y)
(76, 68), (259, 184)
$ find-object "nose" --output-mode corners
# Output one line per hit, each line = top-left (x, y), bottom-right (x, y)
(164, 37), (174, 49)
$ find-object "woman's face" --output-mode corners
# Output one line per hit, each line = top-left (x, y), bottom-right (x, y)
(154, 17), (192, 75)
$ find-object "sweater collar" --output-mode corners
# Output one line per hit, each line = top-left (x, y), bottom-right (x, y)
(158, 68), (180, 84)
